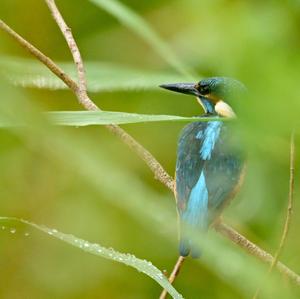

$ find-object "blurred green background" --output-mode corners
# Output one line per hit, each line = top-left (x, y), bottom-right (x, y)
(1, 0), (300, 298)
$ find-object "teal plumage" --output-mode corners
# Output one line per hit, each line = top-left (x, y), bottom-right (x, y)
(176, 120), (244, 257)
(160, 77), (246, 257)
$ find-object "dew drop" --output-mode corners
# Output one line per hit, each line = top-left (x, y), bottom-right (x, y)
(10, 228), (16, 234)
(157, 272), (164, 280)
(24, 232), (30, 237)
(1, 226), (6, 230)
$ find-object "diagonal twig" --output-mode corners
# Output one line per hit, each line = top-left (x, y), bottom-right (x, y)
(0, 19), (78, 93)
(0, 17), (174, 190)
(269, 131), (295, 273)
(45, 0), (88, 107)
(1, 12), (299, 288)
(215, 221), (300, 286)
(159, 256), (185, 299)
(43, 0), (175, 190)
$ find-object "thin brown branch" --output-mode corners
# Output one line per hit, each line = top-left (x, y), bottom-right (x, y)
(1, 14), (300, 288)
(0, 19), (78, 93)
(159, 256), (185, 299)
(0, 18), (174, 190)
(44, 0), (175, 190)
(214, 221), (300, 286)
(42, 0), (173, 190)
(45, 0), (88, 107)
(252, 131), (296, 299)
(269, 131), (295, 272)
(106, 124), (175, 190)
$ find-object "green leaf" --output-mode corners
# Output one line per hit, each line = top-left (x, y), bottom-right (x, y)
(46, 111), (217, 126)
(0, 57), (188, 92)
(88, 0), (194, 78)
(0, 109), (218, 128)
(0, 217), (183, 299)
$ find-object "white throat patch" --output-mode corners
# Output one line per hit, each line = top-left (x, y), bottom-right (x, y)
(215, 101), (236, 118)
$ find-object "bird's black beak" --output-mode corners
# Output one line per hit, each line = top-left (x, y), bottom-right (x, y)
(159, 83), (200, 97)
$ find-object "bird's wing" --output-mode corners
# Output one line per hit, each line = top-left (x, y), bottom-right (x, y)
(175, 121), (209, 257)
(176, 121), (244, 226)
(175, 120), (244, 257)
(205, 122), (245, 213)
(176, 122), (205, 206)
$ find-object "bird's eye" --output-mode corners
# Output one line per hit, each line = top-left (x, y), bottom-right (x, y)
(199, 85), (210, 95)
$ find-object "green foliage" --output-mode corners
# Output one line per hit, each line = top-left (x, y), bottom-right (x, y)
(0, 109), (218, 127)
(46, 111), (216, 126)
(0, 57), (187, 91)
(0, 217), (183, 299)
(1, 1), (300, 299)
(88, 0), (194, 78)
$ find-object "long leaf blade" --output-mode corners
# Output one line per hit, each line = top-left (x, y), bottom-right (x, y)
(47, 111), (217, 126)
(0, 111), (217, 128)
(0, 217), (183, 299)
(0, 57), (188, 92)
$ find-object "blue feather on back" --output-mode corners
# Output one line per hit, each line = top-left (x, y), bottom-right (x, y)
(180, 171), (209, 257)
(182, 171), (208, 228)
(176, 120), (244, 257)
(197, 121), (222, 160)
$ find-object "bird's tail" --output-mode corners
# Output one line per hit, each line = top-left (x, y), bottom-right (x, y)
(178, 171), (209, 258)
(179, 235), (201, 258)
(179, 221), (207, 258)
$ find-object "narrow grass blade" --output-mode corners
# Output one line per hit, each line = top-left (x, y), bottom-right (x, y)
(46, 111), (218, 126)
(0, 217), (183, 299)
(0, 57), (188, 91)
(0, 111), (218, 127)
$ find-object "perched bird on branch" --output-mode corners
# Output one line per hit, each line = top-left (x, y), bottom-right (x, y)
(160, 77), (246, 257)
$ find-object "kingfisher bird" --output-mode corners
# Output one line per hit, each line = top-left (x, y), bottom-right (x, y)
(160, 77), (246, 257)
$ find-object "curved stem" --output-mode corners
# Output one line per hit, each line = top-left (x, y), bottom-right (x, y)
(214, 221), (300, 286)
(252, 131), (296, 299)
(0, 18), (173, 189)
(0, 19), (78, 92)
(159, 256), (186, 299)
(269, 131), (295, 272)
(45, 0), (92, 110)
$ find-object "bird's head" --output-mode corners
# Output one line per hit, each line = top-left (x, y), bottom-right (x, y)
(160, 77), (246, 118)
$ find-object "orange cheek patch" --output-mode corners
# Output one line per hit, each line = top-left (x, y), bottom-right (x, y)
(206, 93), (220, 103)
